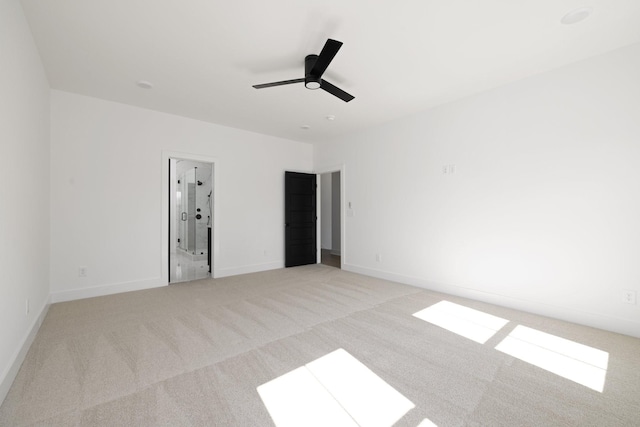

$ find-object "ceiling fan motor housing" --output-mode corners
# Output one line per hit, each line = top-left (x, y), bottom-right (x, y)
(305, 54), (321, 89)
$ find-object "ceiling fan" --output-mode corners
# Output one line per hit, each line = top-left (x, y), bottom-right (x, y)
(252, 39), (355, 102)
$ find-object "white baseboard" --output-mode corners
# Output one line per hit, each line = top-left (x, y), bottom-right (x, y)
(343, 263), (640, 339)
(0, 296), (50, 406)
(50, 277), (166, 303)
(215, 261), (283, 278)
(50, 260), (286, 302)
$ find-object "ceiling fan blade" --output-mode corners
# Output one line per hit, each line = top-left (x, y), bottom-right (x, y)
(310, 39), (342, 78)
(320, 79), (354, 102)
(253, 78), (305, 89)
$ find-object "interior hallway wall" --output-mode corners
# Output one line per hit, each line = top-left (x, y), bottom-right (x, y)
(321, 173), (332, 250)
(315, 42), (640, 338)
(331, 171), (341, 255)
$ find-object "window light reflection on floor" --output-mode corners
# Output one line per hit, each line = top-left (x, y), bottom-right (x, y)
(413, 301), (510, 344)
(495, 325), (609, 392)
(257, 348), (415, 427)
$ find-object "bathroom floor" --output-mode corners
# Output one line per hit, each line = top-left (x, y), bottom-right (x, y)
(169, 250), (210, 283)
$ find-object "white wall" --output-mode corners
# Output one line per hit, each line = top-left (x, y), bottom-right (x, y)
(50, 90), (313, 301)
(331, 172), (341, 254)
(0, 0), (51, 403)
(321, 173), (332, 249)
(315, 43), (640, 338)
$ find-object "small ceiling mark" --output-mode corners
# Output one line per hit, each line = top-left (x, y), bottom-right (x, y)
(136, 80), (154, 89)
(561, 7), (592, 25)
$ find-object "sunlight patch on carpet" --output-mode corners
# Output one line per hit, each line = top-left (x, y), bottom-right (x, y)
(257, 348), (415, 427)
(413, 301), (509, 344)
(495, 325), (608, 392)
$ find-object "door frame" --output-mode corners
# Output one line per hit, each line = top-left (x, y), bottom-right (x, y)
(161, 150), (218, 284)
(316, 164), (345, 268)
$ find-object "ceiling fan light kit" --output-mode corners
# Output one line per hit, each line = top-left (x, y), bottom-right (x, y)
(253, 38), (355, 102)
(305, 55), (322, 89)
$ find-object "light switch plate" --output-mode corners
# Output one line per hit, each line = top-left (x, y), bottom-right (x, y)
(623, 290), (636, 304)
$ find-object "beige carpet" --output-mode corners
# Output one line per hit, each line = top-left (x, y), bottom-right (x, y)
(1, 265), (639, 426)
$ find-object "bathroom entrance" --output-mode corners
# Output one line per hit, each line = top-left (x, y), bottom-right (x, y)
(169, 158), (213, 283)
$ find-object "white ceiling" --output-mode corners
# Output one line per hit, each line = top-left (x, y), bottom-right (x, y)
(20, 0), (640, 143)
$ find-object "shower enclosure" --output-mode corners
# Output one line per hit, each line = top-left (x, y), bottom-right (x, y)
(170, 159), (213, 283)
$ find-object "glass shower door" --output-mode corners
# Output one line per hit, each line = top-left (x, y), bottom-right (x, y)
(178, 168), (196, 253)
(187, 180), (196, 253)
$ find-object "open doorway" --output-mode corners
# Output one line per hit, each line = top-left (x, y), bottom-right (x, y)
(320, 171), (341, 268)
(169, 158), (214, 283)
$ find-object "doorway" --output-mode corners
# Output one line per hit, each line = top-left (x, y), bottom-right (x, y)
(169, 158), (214, 283)
(320, 171), (341, 269)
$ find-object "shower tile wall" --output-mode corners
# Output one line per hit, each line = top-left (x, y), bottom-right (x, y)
(195, 169), (211, 254)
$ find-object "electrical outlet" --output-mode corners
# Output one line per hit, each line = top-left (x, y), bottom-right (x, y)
(26, 299), (29, 316)
(79, 267), (88, 277)
(624, 290), (637, 305)
(375, 253), (382, 263)
(442, 164), (456, 174)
